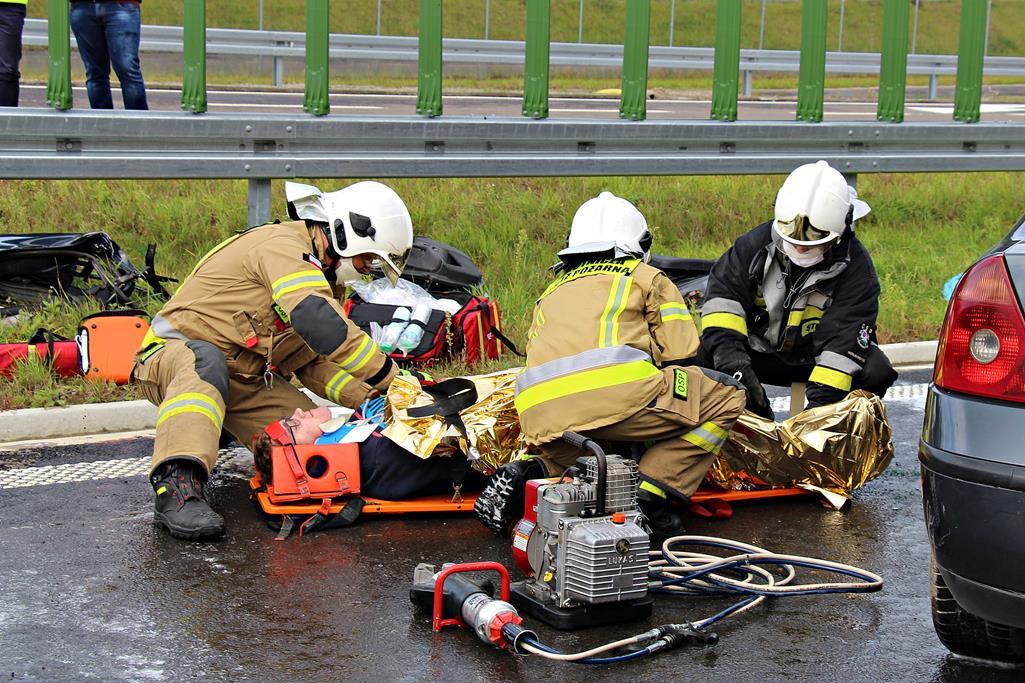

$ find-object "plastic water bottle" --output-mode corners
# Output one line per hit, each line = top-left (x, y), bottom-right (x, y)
(381, 307), (410, 353)
(397, 303), (432, 355)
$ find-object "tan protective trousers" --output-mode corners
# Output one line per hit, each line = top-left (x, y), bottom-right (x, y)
(133, 340), (316, 476)
(539, 366), (746, 501)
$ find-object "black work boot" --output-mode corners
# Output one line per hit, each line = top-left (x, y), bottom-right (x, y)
(474, 458), (548, 536)
(637, 486), (686, 543)
(151, 459), (225, 540)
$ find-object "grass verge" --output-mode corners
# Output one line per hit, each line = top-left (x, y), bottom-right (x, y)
(2, 173), (1022, 409)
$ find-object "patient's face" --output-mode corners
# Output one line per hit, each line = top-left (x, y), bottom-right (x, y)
(282, 406), (333, 445)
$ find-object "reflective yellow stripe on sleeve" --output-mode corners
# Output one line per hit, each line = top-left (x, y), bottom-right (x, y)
(659, 302), (693, 323)
(340, 335), (378, 373)
(271, 270), (329, 301)
(325, 367), (355, 404)
(514, 359), (660, 414)
(701, 311), (748, 336)
(809, 365), (853, 392)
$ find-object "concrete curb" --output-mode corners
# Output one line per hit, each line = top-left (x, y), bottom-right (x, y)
(0, 341), (937, 443)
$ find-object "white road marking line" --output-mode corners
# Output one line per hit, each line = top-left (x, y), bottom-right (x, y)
(909, 104), (1025, 114)
(551, 108), (672, 114)
(0, 448), (253, 490)
(0, 383), (930, 489)
(207, 102), (382, 109)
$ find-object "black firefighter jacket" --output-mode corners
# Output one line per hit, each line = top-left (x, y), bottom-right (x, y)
(700, 221), (882, 406)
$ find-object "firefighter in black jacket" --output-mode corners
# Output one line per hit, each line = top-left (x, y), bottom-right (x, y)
(699, 160), (898, 419)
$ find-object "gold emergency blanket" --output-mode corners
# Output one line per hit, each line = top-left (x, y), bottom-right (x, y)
(708, 390), (894, 508)
(383, 369), (525, 475)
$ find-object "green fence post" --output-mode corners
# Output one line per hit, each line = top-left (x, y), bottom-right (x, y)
(954, 0), (987, 123)
(45, 0), (72, 110)
(416, 0), (443, 117)
(620, 0), (651, 121)
(710, 0), (741, 122)
(304, 0), (330, 116)
(877, 0), (909, 122)
(796, 0), (827, 122)
(522, 0), (550, 119)
(181, 0), (207, 113)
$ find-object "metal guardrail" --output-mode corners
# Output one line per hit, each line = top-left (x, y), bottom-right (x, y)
(23, 19), (1025, 98)
(3, 109), (1024, 224)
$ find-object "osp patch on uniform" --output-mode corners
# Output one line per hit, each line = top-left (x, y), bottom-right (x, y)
(303, 253), (323, 269)
(673, 368), (689, 400)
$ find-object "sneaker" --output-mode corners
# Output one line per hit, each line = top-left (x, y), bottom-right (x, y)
(474, 458), (547, 536)
(151, 459), (226, 540)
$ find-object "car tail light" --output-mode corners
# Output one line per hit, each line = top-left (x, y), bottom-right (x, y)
(935, 254), (1025, 402)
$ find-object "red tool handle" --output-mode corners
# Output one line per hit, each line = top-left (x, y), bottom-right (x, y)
(432, 561), (511, 632)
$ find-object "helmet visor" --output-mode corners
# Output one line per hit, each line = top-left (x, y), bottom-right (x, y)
(774, 214), (833, 245)
(378, 248), (410, 286)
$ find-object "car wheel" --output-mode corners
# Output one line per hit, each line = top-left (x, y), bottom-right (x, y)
(931, 557), (1025, 663)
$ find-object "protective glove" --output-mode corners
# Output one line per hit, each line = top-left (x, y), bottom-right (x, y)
(712, 347), (774, 421)
(731, 364), (775, 421)
(399, 367), (435, 384)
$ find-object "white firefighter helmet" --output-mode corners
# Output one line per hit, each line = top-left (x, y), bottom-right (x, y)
(285, 180), (413, 285)
(558, 191), (651, 260)
(773, 160), (852, 247)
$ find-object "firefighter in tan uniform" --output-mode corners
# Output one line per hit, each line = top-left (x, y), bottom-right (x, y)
(134, 180), (419, 540)
(475, 192), (746, 538)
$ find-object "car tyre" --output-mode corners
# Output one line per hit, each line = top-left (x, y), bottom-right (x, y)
(931, 556), (1025, 664)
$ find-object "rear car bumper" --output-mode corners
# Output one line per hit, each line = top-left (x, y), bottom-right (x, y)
(920, 387), (1025, 629)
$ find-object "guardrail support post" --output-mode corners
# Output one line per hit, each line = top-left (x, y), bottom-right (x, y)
(796, 0), (827, 122)
(954, 0), (987, 123)
(742, 70), (752, 97)
(304, 0), (330, 116)
(620, 0), (650, 121)
(45, 0), (72, 110)
(416, 0), (443, 117)
(928, 74), (938, 101)
(248, 179), (272, 228)
(273, 50), (285, 88)
(522, 0), (551, 119)
(181, 0), (207, 114)
(711, 0), (741, 122)
(877, 0), (909, 123)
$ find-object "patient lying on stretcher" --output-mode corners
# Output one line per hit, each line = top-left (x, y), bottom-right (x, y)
(254, 403), (485, 501)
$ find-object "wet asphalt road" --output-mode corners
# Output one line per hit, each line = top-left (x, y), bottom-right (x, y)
(1, 368), (1022, 681)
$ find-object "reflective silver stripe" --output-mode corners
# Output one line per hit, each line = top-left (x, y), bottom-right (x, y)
(817, 350), (862, 375)
(150, 314), (186, 341)
(516, 345), (652, 394)
(659, 304), (690, 319)
(701, 297), (746, 316)
(600, 275), (631, 347)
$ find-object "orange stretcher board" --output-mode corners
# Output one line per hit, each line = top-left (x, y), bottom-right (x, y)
(250, 475), (810, 517)
(250, 475), (478, 515)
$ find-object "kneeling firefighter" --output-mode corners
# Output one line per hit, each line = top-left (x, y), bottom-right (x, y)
(475, 192), (746, 538)
(133, 180), (420, 540)
(698, 161), (898, 419)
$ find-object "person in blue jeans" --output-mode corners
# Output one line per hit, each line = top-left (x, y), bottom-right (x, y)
(0, 0), (26, 107)
(70, 0), (148, 110)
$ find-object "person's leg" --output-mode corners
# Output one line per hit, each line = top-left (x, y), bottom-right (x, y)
(69, 2), (114, 109)
(589, 367), (746, 501)
(101, 1), (147, 110)
(222, 374), (316, 450)
(133, 340), (229, 539)
(748, 350), (813, 388)
(0, 3), (26, 106)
